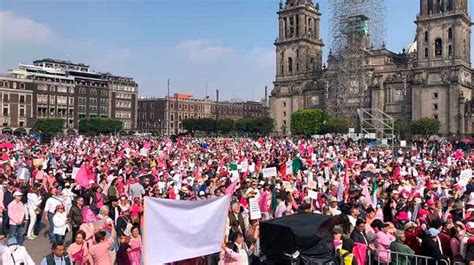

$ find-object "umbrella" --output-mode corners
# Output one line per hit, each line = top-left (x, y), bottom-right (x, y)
(0, 142), (14, 149)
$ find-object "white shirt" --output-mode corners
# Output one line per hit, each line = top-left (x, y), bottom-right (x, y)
(2, 245), (35, 265)
(27, 193), (42, 211)
(53, 212), (68, 235)
(45, 196), (63, 214)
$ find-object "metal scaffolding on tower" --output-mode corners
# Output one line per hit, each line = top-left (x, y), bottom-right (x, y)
(327, 0), (387, 121)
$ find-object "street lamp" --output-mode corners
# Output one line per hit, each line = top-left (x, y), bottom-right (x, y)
(158, 119), (161, 136)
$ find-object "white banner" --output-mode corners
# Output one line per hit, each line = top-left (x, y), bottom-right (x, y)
(249, 198), (261, 220)
(144, 195), (229, 264)
(459, 169), (472, 187)
(308, 190), (318, 200)
(262, 167), (277, 178)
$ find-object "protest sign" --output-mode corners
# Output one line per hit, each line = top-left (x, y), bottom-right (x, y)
(262, 167), (277, 178)
(249, 198), (262, 220)
(459, 169), (472, 187)
(308, 190), (318, 200)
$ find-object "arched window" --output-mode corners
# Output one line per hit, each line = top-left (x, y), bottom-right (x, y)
(288, 57), (293, 72)
(424, 31), (429, 42)
(435, 38), (443, 56)
(448, 28), (453, 39)
(425, 48), (429, 58)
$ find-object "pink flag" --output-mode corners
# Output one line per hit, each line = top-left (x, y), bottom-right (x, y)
(225, 181), (238, 196)
(259, 191), (269, 212)
(75, 166), (90, 188)
(455, 149), (462, 160)
(353, 242), (367, 265)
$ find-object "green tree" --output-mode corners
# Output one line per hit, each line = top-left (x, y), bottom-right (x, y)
(182, 119), (198, 132)
(323, 118), (349, 134)
(410, 118), (440, 136)
(291, 109), (330, 136)
(34, 118), (65, 135)
(217, 118), (234, 134)
(79, 118), (123, 135)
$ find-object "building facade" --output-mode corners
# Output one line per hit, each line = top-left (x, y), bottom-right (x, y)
(0, 76), (35, 132)
(8, 58), (138, 131)
(270, 0), (473, 135)
(138, 94), (266, 134)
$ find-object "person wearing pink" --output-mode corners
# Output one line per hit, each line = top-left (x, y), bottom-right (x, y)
(90, 223), (116, 265)
(67, 230), (93, 265)
(8, 191), (27, 246)
(128, 226), (142, 265)
(374, 222), (395, 264)
(219, 242), (241, 265)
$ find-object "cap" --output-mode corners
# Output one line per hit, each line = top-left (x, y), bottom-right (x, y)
(425, 228), (440, 237)
(404, 221), (417, 230)
(7, 237), (18, 246)
(13, 191), (22, 197)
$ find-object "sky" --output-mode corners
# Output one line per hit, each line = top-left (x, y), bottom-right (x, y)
(0, 0), (472, 101)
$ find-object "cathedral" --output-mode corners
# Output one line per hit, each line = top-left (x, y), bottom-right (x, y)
(269, 0), (473, 136)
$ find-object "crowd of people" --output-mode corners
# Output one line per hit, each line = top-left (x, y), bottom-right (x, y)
(0, 134), (473, 265)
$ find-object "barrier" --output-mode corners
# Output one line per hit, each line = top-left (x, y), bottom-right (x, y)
(337, 249), (453, 265)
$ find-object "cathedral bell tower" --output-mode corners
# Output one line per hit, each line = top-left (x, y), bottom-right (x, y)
(275, 0), (324, 80)
(413, 0), (472, 134)
(270, 0), (325, 135)
(416, 0), (471, 67)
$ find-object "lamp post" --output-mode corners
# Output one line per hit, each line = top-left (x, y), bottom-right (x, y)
(158, 119), (161, 136)
(167, 79), (170, 136)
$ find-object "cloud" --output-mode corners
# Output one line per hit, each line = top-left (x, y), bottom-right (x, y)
(176, 39), (233, 64)
(0, 11), (54, 44)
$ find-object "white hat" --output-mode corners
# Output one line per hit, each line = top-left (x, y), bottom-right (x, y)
(13, 191), (23, 197)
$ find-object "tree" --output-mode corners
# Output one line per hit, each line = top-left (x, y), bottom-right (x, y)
(234, 117), (274, 135)
(217, 119), (234, 134)
(410, 118), (440, 136)
(182, 119), (198, 132)
(79, 118), (123, 135)
(323, 118), (349, 134)
(34, 118), (65, 135)
(291, 109), (330, 136)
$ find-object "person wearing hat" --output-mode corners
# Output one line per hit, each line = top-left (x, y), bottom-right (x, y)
(403, 221), (422, 254)
(328, 196), (341, 216)
(420, 228), (449, 265)
(7, 191), (26, 246)
(1, 237), (34, 265)
(52, 204), (68, 243)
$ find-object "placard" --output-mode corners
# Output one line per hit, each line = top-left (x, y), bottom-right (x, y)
(262, 167), (277, 178)
(324, 167), (330, 180)
(459, 169), (472, 187)
(249, 198), (262, 220)
(400, 140), (407, 147)
(71, 167), (80, 179)
(229, 170), (240, 183)
(349, 128), (355, 133)
(381, 139), (388, 145)
(308, 180), (317, 190)
(282, 181), (292, 191)
(308, 190), (318, 200)
(33, 159), (43, 168)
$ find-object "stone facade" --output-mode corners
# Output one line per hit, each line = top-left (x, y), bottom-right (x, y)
(270, 0), (473, 135)
(137, 94), (266, 135)
(8, 58), (139, 131)
(0, 77), (35, 132)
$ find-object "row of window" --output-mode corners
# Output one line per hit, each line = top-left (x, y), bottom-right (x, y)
(2, 93), (28, 104)
(1, 104), (27, 117)
(1, 81), (26, 89)
(38, 84), (74, 93)
(78, 87), (108, 96)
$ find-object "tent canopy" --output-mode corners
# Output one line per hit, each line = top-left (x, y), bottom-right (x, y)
(260, 213), (334, 264)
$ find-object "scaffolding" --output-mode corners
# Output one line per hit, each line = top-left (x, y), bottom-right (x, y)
(327, 0), (386, 121)
(357, 108), (395, 148)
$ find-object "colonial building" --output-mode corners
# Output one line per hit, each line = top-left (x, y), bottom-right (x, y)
(138, 94), (266, 135)
(8, 58), (139, 131)
(0, 76), (35, 133)
(270, 0), (473, 135)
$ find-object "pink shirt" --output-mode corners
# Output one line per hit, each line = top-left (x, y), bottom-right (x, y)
(0, 189), (4, 210)
(90, 232), (115, 265)
(67, 242), (93, 265)
(8, 200), (26, 225)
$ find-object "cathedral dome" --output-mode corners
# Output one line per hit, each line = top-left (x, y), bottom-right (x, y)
(406, 40), (417, 54)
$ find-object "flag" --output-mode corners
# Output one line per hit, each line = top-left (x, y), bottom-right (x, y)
(75, 166), (90, 188)
(292, 158), (302, 174)
(229, 163), (238, 171)
(258, 191), (269, 213)
(144, 196), (229, 264)
(371, 178), (378, 207)
(254, 139), (264, 150)
(279, 160), (292, 177)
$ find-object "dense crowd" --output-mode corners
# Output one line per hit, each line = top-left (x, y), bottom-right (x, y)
(0, 134), (473, 265)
